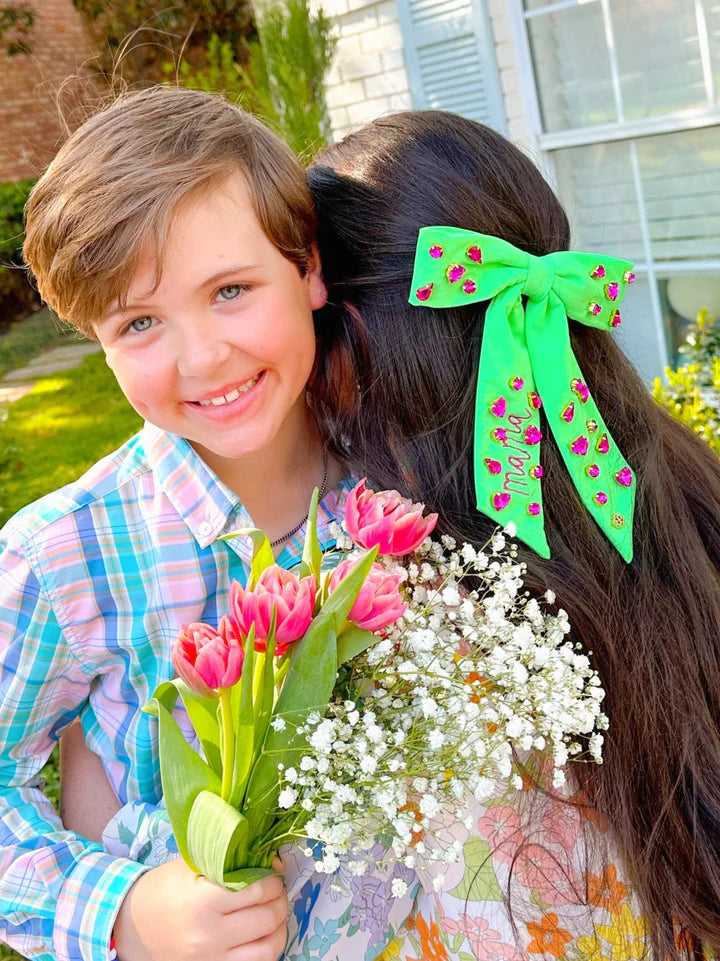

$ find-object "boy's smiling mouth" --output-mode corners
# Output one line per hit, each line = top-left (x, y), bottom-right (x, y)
(189, 371), (265, 408)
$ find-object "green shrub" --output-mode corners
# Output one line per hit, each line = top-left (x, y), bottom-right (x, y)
(171, 0), (336, 160)
(0, 178), (38, 331)
(654, 310), (720, 457)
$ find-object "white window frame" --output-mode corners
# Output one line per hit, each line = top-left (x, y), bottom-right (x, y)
(506, 0), (720, 371)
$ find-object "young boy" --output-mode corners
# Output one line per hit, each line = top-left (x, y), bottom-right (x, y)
(0, 86), (348, 961)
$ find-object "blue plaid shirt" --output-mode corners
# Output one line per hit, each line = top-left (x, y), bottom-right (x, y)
(0, 421), (350, 961)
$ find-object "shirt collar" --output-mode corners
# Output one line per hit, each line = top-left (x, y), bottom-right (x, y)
(141, 422), (353, 561)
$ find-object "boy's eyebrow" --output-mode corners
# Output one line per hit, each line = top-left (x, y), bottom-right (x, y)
(100, 264), (261, 323)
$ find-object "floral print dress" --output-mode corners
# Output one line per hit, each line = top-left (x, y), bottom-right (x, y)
(104, 763), (649, 961)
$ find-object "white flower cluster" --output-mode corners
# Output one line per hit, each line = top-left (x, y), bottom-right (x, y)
(277, 527), (607, 879)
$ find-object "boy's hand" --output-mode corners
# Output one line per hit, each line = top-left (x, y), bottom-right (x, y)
(114, 858), (288, 961)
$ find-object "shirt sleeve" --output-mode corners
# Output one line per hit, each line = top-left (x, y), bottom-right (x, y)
(0, 537), (149, 961)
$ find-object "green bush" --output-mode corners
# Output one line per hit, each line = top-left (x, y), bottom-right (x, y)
(0, 178), (38, 331)
(172, 0), (336, 160)
(654, 309), (720, 457)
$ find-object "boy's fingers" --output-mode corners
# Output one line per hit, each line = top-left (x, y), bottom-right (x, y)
(226, 898), (288, 944)
(229, 921), (287, 961)
(219, 874), (286, 912)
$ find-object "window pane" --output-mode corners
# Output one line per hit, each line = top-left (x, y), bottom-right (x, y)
(616, 274), (667, 383)
(526, 4), (616, 131)
(552, 141), (644, 261)
(709, 0), (720, 103)
(610, 0), (709, 118)
(635, 126), (720, 263)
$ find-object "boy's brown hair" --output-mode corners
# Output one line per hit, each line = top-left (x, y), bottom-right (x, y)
(23, 86), (316, 336)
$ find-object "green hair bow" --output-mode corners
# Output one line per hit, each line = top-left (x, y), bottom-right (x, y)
(408, 227), (637, 562)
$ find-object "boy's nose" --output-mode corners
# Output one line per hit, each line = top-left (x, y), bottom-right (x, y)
(176, 333), (233, 379)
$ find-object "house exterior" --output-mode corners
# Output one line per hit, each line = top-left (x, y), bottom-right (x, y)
(319, 0), (720, 383)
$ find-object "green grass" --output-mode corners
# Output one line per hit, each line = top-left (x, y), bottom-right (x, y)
(0, 307), (84, 380)
(0, 351), (142, 524)
(0, 351), (141, 961)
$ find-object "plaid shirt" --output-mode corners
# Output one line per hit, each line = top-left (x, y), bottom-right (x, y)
(0, 422), (350, 961)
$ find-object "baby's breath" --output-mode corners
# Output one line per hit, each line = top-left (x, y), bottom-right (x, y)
(277, 529), (607, 877)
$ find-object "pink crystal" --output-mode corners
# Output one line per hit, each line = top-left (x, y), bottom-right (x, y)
(416, 284), (433, 301)
(611, 513), (625, 528)
(594, 491), (608, 506)
(596, 433), (610, 455)
(590, 265), (606, 279)
(446, 263), (466, 283)
(614, 467), (633, 487)
(492, 491), (511, 512)
(509, 376), (524, 391)
(586, 419), (599, 433)
(492, 428), (508, 442)
(524, 425), (542, 445)
(528, 391), (543, 410)
(485, 458), (503, 475)
(588, 302), (602, 316)
(527, 502), (541, 516)
(586, 464), (600, 478)
(561, 402), (575, 423)
(429, 244), (444, 259)
(570, 436), (589, 456)
(529, 465), (543, 479)
(609, 310), (621, 328)
(605, 282), (619, 302)
(623, 270), (636, 284)
(571, 378), (590, 403)
(489, 397), (507, 418)
(462, 279), (477, 295)
(467, 245), (483, 263)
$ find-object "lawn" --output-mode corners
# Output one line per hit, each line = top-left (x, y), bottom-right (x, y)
(0, 346), (140, 961)
(0, 307), (81, 380)
(0, 351), (142, 525)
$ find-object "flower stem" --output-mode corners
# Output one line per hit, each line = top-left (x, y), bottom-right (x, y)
(220, 688), (234, 802)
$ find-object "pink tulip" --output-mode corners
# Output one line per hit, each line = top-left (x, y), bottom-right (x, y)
(345, 479), (438, 556)
(172, 620), (244, 697)
(229, 567), (316, 656)
(329, 558), (407, 633)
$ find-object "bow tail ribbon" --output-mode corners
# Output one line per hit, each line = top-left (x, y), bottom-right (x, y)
(475, 289), (635, 560)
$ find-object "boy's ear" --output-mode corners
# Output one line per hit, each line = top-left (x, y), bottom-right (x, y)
(306, 243), (328, 310)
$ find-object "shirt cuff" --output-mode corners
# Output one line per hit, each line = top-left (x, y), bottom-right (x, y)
(54, 849), (150, 961)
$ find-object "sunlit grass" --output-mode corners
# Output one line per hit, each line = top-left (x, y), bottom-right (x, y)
(1, 351), (142, 524)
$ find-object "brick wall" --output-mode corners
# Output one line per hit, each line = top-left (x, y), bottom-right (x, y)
(317, 0), (412, 142)
(0, 0), (95, 183)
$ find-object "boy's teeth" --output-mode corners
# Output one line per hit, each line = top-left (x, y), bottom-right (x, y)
(197, 376), (259, 407)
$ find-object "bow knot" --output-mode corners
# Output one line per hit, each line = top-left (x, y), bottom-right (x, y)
(408, 226), (636, 562)
(522, 254), (555, 302)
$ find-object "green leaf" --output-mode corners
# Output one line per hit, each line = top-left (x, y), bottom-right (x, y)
(145, 690), (221, 872)
(299, 486), (321, 582)
(447, 837), (504, 902)
(220, 528), (274, 588)
(186, 789), (249, 884)
(336, 624), (378, 665)
(229, 626), (257, 808)
(153, 678), (222, 778)
(253, 615), (278, 768)
(243, 611), (339, 844)
(223, 866), (276, 891)
(320, 546), (378, 632)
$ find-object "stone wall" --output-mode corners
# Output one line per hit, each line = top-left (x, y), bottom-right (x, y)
(0, 0), (95, 183)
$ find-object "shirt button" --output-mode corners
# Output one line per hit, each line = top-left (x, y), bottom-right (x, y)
(198, 521), (213, 537)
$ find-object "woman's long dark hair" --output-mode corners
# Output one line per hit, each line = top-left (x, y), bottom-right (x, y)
(307, 111), (720, 959)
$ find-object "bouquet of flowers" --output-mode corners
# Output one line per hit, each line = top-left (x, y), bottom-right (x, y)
(146, 481), (607, 891)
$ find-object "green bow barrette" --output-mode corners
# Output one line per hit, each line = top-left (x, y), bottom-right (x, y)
(408, 227), (637, 562)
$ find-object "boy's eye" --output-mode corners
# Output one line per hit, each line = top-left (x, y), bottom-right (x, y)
(216, 284), (244, 301)
(126, 316), (154, 334)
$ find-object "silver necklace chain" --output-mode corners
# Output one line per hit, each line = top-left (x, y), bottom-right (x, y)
(269, 447), (329, 548)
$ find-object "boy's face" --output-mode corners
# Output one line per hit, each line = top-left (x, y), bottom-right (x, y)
(95, 172), (326, 473)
